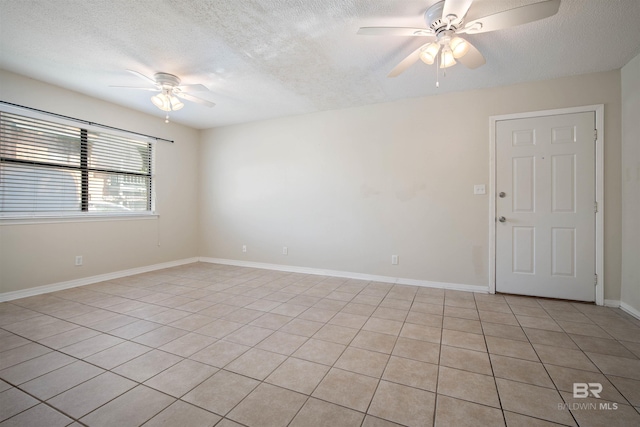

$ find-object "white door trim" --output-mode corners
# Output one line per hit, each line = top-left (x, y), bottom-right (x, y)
(489, 105), (604, 305)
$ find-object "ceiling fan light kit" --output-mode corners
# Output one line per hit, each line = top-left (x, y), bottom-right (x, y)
(150, 92), (184, 112)
(450, 37), (469, 58)
(170, 96), (185, 110)
(358, 0), (561, 84)
(419, 43), (440, 65)
(440, 46), (456, 68)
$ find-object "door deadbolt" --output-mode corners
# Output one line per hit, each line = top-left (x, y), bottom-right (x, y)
(499, 192), (506, 198)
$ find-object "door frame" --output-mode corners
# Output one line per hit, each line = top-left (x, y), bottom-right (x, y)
(489, 105), (604, 305)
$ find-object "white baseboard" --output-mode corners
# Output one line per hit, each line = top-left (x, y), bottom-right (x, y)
(199, 257), (489, 294)
(620, 302), (640, 320)
(0, 257), (199, 302)
(0, 256), (490, 303)
(603, 299), (640, 320)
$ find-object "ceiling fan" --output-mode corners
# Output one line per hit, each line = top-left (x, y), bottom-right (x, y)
(358, 0), (560, 79)
(112, 70), (215, 122)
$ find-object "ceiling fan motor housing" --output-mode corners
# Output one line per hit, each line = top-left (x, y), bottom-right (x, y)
(425, 1), (461, 35)
(154, 72), (181, 89)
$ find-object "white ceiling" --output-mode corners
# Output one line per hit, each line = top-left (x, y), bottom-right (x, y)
(1, 0), (639, 129)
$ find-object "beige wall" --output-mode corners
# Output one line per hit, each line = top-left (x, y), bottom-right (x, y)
(0, 70), (200, 294)
(621, 53), (640, 313)
(200, 70), (622, 300)
(0, 69), (625, 302)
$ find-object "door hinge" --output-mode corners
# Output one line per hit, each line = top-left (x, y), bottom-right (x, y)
(595, 201), (598, 213)
(594, 274), (598, 286)
(594, 129), (598, 141)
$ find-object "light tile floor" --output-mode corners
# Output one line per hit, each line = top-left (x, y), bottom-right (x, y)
(1, 262), (639, 427)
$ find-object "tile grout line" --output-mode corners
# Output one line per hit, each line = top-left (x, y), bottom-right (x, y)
(477, 292), (509, 427)
(358, 285), (408, 426)
(508, 298), (572, 426)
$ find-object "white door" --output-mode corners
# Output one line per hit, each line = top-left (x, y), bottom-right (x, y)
(496, 112), (596, 301)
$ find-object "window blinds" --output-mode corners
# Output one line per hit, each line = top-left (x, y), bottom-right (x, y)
(0, 111), (153, 216)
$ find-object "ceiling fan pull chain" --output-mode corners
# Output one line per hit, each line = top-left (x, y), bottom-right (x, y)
(436, 53), (440, 88)
(165, 113), (170, 123)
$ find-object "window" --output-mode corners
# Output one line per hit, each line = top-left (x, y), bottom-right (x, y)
(0, 110), (154, 218)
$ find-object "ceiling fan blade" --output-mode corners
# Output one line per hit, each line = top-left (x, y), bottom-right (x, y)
(457, 41), (486, 69)
(442, 0), (474, 24)
(109, 85), (160, 91)
(387, 44), (428, 78)
(175, 92), (216, 108)
(177, 83), (210, 92)
(358, 27), (434, 37)
(126, 69), (158, 87)
(462, 0), (560, 34)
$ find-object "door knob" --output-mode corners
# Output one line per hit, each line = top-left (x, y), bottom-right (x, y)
(498, 216), (506, 222)
(499, 192), (506, 198)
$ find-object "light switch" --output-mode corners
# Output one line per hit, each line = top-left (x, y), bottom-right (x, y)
(474, 184), (486, 195)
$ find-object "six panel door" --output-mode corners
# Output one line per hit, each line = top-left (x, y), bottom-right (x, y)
(496, 112), (596, 301)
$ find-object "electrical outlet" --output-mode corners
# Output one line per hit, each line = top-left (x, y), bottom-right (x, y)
(242, 245), (247, 253)
(391, 255), (399, 265)
(282, 246), (288, 255)
(474, 184), (486, 195)
(75, 255), (83, 266)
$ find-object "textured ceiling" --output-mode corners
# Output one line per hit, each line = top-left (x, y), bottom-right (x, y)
(1, 0), (639, 129)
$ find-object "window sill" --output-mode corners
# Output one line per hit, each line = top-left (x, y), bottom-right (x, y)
(0, 213), (159, 225)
